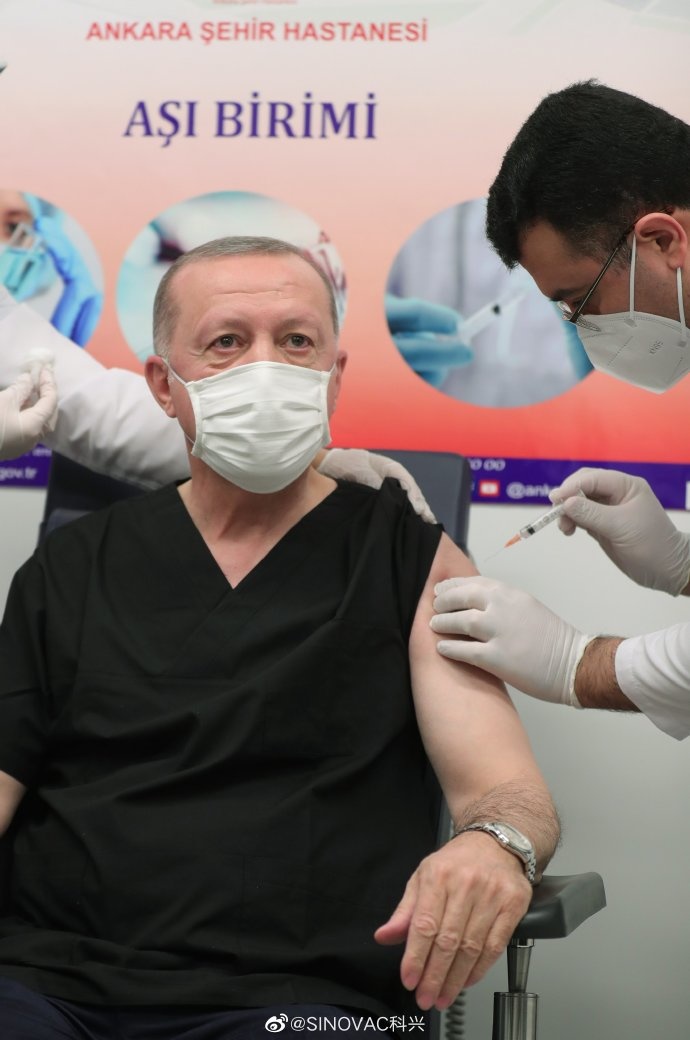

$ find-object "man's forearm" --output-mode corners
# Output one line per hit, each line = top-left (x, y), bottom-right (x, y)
(452, 779), (560, 877)
(574, 636), (639, 712)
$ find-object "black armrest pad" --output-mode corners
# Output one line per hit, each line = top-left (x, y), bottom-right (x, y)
(513, 872), (606, 940)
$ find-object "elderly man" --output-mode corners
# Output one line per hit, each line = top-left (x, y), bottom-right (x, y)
(0, 237), (558, 1039)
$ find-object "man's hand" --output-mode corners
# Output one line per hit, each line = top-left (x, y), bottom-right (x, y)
(374, 832), (531, 1010)
(317, 448), (436, 522)
(0, 366), (57, 460)
(431, 576), (590, 705)
(551, 467), (690, 595)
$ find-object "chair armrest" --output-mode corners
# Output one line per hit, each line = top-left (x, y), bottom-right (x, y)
(513, 872), (606, 940)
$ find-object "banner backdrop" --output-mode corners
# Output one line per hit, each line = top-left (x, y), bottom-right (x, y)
(1, 0), (689, 506)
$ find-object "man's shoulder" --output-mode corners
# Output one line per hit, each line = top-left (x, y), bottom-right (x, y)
(38, 483), (179, 560)
(335, 475), (428, 512)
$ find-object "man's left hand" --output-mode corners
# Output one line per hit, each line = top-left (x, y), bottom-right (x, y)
(374, 832), (531, 1010)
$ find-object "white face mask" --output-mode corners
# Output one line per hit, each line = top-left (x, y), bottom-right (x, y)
(168, 360), (334, 493)
(575, 237), (690, 393)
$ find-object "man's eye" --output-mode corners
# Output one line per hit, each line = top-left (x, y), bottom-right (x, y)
(213, 334), (237, 348)
(287, 334), (311, 348)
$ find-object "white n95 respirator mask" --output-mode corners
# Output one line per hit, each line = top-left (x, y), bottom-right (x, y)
(575, 237), (690, 393)
(168, 360), (333, 493)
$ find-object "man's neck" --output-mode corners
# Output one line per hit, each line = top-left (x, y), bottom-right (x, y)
(178, 461), (336, 547)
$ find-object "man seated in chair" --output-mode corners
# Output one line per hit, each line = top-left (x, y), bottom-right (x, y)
(0, 237), (559, 1039)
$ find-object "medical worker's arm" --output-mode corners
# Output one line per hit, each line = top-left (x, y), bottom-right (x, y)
(0, 287), (189, 487)
(432, 575), (690, 740)
(375, 534), (559, 1012)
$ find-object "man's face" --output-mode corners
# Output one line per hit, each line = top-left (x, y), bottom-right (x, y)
(518, 219), (682, 322)
(148, 251), (346, 440)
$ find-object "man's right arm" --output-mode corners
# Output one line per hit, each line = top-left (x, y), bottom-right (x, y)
(0, 771), (26, 837)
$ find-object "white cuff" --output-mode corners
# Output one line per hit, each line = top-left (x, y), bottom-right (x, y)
(615, 629), (690, 741)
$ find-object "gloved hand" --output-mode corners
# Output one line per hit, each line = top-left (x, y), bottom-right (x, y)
(0, 365), (57, 460)
(317, 448), (436, 523)
(35, 215), (103, 347)
(431, 576), (592, 706)
(385, 294), (473, 389)
(551, 467), (690, 595)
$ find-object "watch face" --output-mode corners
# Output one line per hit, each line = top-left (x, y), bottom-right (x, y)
(499, 824), (532, 853)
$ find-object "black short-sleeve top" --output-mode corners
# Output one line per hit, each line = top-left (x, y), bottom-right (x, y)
(0, 478), (442, 1017)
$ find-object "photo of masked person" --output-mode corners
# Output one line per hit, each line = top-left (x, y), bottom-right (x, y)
(386, 197), (592, 407)
(0, 190), (103, 349)
(116, 191), (347, 363)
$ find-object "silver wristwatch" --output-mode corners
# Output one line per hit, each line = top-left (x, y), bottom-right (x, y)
(453, 821), (537, 884)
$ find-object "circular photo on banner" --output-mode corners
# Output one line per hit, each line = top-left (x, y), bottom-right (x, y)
(116, 191), (347, 364)
(385, 197), (592, 408)
(0, 188), (103, 348)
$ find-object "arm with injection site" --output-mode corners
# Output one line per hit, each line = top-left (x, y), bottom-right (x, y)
(432, 578), (690, 739)
(376, 533), (559, 1012)
(431, 468), (690, 739)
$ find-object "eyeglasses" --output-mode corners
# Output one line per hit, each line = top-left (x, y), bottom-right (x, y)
(556, 224), (635, 326)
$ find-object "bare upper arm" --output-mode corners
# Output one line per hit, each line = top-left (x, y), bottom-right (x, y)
(0, 770), (26, 837)
(409, 533), (549, 823)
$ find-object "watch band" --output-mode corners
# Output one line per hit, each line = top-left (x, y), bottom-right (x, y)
(453, 821), (537, 884)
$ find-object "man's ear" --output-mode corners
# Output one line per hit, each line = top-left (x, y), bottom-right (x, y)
(145, 355), (177, 417)
(635, 211), (688, 270)
(327, 349), (348, 416)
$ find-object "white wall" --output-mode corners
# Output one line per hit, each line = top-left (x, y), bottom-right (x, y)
(2, 490), (690, 1037)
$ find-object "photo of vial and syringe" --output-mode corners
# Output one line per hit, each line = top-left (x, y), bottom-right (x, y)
(385, 197), (593, 408)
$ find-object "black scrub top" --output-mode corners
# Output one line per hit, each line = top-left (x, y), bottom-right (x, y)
(0, 479), (442, 1017)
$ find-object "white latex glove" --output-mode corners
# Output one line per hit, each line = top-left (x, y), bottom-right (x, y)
(431, 576), (591, 706)
(317, 448), (436, 523)
(551, 467), (690, 595)
(0, 365), (57, 460)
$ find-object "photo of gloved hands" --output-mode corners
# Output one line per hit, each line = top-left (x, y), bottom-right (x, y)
(384, 293), (473, 389)
(385, 197), (593, 406)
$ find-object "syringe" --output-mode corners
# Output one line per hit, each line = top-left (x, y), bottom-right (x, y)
(504, 490), (585, 548)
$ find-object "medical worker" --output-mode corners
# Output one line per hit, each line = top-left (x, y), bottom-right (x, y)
(431, 81), (690, 741)
(0, 190), (102, 348)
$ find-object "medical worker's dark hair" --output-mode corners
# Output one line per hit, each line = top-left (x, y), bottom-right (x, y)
(486, 80), (690, 267)
(153, 236), (339, 357)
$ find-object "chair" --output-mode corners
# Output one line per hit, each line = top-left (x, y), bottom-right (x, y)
(35, 449), (606, 1039)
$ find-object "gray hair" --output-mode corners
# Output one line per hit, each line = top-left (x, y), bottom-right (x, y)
(152, 235), (339, 357)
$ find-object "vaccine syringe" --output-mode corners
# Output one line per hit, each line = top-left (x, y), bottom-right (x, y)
(504, 490), (585, 548)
